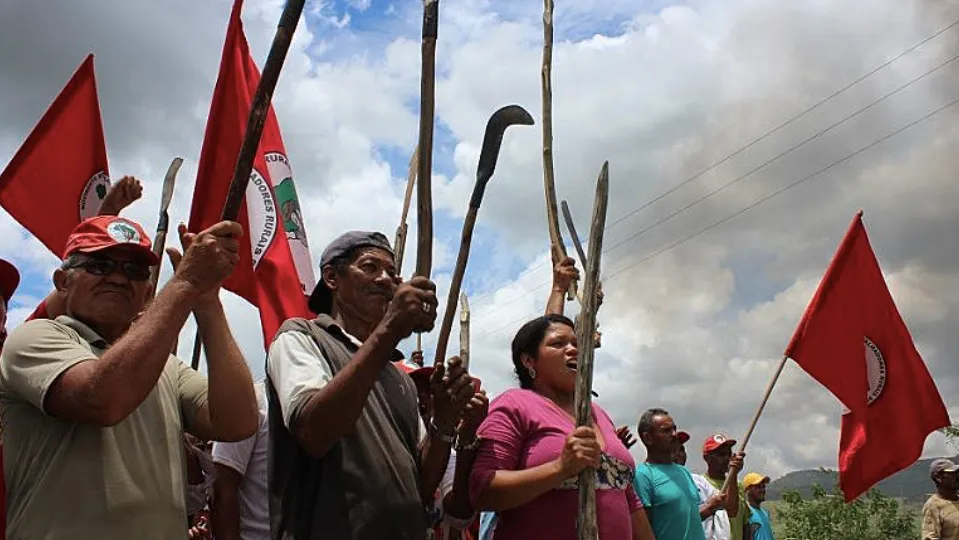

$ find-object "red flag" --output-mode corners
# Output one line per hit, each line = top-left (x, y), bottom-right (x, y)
(785, 212), (950, 501)
(189, 0), (314, 347)
(0, 55), (110, 257)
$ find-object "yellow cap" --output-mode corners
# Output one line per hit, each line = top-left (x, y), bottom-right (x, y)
(743, 472), (770, 489)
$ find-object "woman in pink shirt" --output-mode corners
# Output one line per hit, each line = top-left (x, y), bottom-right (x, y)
(469, 314), (654, 540)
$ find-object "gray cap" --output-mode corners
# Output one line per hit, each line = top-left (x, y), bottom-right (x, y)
(930, 458), (959, 477)
(308, 231), (394, 314)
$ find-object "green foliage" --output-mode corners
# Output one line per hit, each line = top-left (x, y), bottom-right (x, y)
(941, 424), (959, 450)
(775, 484), (916, 540)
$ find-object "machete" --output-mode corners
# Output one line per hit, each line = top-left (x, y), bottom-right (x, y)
(433, 104), (534, 364)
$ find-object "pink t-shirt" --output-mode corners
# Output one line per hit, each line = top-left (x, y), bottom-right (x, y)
(470, 388), (642, 539)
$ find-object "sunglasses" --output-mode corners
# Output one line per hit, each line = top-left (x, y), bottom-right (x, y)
(65, 257), (152, 281)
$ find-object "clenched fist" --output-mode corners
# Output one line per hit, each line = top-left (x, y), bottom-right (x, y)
(558, 426), (602, 479)
(168, 221), (242, 304)
(380, 276), (438, 341)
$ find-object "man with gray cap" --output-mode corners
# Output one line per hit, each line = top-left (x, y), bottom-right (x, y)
(922, 458), (959, 540)
(266, 231), (476, 540)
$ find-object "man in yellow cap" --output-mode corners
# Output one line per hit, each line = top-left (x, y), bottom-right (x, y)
(742, 473), (773, 540)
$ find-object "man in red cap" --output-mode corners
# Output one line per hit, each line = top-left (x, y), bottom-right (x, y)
(0, 216), (258, 540)
(701, 433), (747, 540)
(0, 257), (20, 350)
(25, 176), (143, 321)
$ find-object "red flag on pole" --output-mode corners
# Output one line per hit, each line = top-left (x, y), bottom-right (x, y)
(0, 54), (110, 257)
(785, 211), (950, 501)
(189, 0), (314, 347)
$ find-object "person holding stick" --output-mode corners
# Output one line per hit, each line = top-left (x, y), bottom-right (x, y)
(266, 230), (475, 540)
(469, 314), (654, 539)
(0, 215), (259, 539)
(700, 434), (746, 540)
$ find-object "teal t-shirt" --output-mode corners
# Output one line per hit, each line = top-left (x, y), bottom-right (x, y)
(634, 462), (707, 540)
(747, 505), (774, 540)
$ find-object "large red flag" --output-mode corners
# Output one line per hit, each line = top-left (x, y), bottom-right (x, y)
(190, 0), (314, 347)
(0, 55), (110, 257)
(785, 212), (950, 501)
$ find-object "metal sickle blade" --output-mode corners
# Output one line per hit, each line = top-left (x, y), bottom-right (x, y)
(560, 199), (589, 269)
(160, 157), (184, 214)
(476, 105), (534, 185)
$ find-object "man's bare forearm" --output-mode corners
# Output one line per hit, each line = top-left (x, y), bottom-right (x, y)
(444, 448), (478, 520)
(211, 465), (243, 540)
(419, 435), (453, 504)
(195, 299), (257, 440)
(292, 325), (398, 458)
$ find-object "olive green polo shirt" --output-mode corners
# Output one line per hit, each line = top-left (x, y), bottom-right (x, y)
(0, 316), (209, 540)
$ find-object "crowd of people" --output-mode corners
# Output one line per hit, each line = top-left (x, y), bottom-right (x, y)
(0, 178), (952, 540)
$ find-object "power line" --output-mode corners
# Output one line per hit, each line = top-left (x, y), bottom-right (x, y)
(471, 53), (959, 318)
(602, 51), (959, 255)
(475, 94), (959, 341)
(463, 18), (959, 307)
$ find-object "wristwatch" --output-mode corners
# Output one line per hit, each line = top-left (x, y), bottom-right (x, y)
(428, 419), (456, 445)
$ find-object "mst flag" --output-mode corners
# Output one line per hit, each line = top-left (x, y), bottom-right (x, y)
(0, 54), (110, 256)
(190, 0), (313, 347)
(785, 211), (949, 501)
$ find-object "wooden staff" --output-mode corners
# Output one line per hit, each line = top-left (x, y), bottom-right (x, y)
(541, 0), (576, 301)
(573, 162), (609, 540)
(415, 0), (439, 278)
(459, 293), (470, 368)
(394, 147), (418, 275)
(220, 0), (306, 220)
(720, 356), (789, 492)
(192, 0), (305, 369)
(433, 105), (534, 363)
(561, 200), (602, 347)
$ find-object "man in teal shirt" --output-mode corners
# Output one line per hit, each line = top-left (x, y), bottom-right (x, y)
(743, 473), (774, 540)
(634, 408), (707, 540)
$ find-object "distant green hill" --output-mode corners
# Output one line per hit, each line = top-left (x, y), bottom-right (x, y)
(767, 454), (958, 504)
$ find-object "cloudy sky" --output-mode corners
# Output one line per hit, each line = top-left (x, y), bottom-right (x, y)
(2, 0), (958, 480)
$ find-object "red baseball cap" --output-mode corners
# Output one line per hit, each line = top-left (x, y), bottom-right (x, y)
(0, 258), (20, 303)
(677, 431), (691, 444)
(702, 433), (736, 454)
(63, 216), (159, 265)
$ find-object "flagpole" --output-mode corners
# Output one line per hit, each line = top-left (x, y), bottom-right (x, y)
(721, 355), (789, 492)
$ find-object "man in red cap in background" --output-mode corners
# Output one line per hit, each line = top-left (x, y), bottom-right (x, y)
(0, 257), (20, 350)
(0, 215), (258, 540)
(0, 256), (19, 540)
(701, 433), (747, 540)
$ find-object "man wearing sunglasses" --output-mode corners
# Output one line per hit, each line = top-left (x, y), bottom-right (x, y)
(0, 215), (258, 540)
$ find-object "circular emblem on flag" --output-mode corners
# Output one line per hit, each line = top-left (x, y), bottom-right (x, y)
(265, 151), (315, 294)
(840, 337), (888, 415)
(106, 219), (141, 244)
(864, 337), (887, 405)
(79, 171), (111, 220)
(246, 167), (278, 270)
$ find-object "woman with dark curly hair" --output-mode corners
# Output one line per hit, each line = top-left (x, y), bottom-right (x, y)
(469, 314), (654, 539)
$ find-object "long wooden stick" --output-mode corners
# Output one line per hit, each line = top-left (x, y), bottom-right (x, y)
(459, 293), (470, 369)
(541, 0), (576, 301)
(394, 147), (418, 275)
(415, 0), (439, 278)
(574, 162), (609, 540)
(220, 0), (306, 220)
(721, 355), (789, 492)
